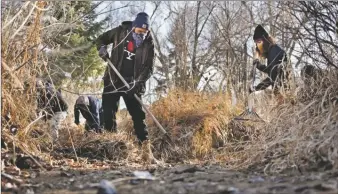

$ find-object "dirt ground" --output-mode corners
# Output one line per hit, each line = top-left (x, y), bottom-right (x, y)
(3, 160), (338, 194)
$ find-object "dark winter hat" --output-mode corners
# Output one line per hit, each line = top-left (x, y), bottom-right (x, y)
(132, 12), (150, 30)
(253, 24), (269, 41)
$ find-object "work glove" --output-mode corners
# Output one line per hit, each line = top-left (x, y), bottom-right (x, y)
(249, 86), (256, 94)
(99, 45), (109, 61)
(253, 59), (260, 66)
(126, 82), (141, 98)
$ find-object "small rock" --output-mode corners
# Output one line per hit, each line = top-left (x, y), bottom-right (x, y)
(217, 185), (228, 192)
(217, 185), (240, 194)
(10, 125), (19, 135)
(97, 180), (117, 194)
(133, 171), (154, 180)
(249, 176), (265, 183)
(25, 188), (35, 194)
(227, 186), (240, 194)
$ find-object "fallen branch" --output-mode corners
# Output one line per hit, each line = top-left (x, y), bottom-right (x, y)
(1, 172), (24, 184)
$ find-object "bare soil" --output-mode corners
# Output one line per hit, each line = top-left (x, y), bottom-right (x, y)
(2, 158), (338, 194)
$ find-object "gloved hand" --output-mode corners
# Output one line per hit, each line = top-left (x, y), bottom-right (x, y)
(126, 82), (141, 98)
(99, 45), (109, 61)
(253, 59), (260, 66)
(249, 86), (256, 94)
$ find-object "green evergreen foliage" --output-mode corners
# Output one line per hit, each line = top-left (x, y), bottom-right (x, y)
(46, 1), (109, 86)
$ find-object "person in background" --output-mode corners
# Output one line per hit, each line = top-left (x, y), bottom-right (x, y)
(74, 95), (103, 133)
(250, 25), (289, 104)
(36, 79), (68, 141)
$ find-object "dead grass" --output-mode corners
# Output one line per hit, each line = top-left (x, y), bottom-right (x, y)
(1, 2), (47, 160)
(225, 70), (338, 174)
(2, 3), (337, 175)
(113, 71), (338, 174)
(136, 89), (245, 161)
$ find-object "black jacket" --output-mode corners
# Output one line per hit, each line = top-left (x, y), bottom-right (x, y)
(96, 21), (155, 92)
(255, 44), (288, 91)
(37, 86), (68, 117)
(74, 96), (101, 130)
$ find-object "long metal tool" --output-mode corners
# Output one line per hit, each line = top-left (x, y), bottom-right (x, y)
(233, 56), (265, 122)
(106, 58), (168, 135)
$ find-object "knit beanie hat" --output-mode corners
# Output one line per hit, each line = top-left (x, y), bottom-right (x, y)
(253, 24), (269, 41)
(132, 12), (150, 30)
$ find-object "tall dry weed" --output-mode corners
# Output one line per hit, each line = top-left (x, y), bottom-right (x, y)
(229, 70), (338, 173)
(138, 89), (244, 161)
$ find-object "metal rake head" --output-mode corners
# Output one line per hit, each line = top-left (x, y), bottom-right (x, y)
(233, 108), (265, 122)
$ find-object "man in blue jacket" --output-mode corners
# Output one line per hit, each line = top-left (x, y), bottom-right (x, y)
(74, 96), (103, 133)
(250, 25), (289, 95)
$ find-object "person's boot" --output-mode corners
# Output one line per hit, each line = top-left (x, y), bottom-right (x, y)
(141, 140), (159, 164)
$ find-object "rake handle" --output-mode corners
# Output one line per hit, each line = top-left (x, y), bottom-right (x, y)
(248, 58), (258, 111)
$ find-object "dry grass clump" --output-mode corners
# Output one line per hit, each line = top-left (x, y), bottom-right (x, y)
(1, 2), (48, 159)
(57, 128), (131, 161)
(141, 89), (245, 161)
(233, 70), (338, 173)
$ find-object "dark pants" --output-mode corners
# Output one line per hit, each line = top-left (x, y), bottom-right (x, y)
(256, 65), (289, 93)
(99, 111), (104, 128)
(102, 79), (148, 143)
(85, 118), (104, 132)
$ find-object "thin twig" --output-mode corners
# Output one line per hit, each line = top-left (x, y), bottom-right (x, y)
(2, 1), (30, 30)
(10, 2), (37, 40)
